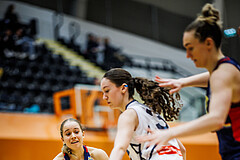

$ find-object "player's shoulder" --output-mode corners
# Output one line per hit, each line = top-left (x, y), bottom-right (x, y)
(212, 63), (238, 81)
(127, 100), (146, 111)
(87, 146), (108, 159)
(217, 61), (239, 74)
(53, 152), (64, 160)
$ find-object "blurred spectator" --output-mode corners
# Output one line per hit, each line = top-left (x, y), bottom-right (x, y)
(67, 36), (82, 55)
(102, 37), (133, 69)
(27, 19), (38, 38)
(13, 27), (37, 59)
(3, 4), (20, 31)
(103, 37), (118, 61)
(103, 37), (118, 52)
(1, 27), (38, 59)
(0, 4), (39, 60)
(102, 37), (125, 69)
(95, 37), (105, 65)
(2, 29), (14, 50)
(86, 33), (99, 62)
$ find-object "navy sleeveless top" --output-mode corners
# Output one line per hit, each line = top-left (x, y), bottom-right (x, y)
(64, 145), (93, 160)
(206, 57), (240, 160)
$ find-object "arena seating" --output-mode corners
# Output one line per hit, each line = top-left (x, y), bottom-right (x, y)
(0, 41), (97, 113)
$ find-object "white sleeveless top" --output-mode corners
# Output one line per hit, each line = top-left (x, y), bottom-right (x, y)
(126, 100), (183, 160)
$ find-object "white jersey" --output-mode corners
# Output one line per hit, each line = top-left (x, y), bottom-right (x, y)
(126, 100), (183, 160)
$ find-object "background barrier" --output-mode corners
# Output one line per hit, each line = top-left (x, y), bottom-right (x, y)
(0, 85), (221, 160)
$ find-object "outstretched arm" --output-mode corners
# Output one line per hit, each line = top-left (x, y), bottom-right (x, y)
(155, 72), (209, 94)
(140, 67), (233, 151)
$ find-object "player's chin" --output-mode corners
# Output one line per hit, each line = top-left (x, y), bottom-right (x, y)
(110, 105), (118, 110)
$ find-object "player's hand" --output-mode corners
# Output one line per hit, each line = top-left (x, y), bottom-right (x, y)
(155, 76), (183, 95)
(136, 128), (173, 152)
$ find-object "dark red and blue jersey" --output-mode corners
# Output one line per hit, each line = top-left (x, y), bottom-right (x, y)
(64, 145), (93, 160)
(206, 57), (240, 160)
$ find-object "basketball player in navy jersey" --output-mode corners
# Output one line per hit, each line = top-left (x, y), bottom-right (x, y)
(138, 3), (240, 160)
(53, 118), (109, 160)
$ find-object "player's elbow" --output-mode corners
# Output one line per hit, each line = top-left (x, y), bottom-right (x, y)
(218, 120), (225, 129)
(213, 116), (225, 130)
(118, 146), (127, 153)
(113, 145), (127, 154)
(109, 145), (126, 159)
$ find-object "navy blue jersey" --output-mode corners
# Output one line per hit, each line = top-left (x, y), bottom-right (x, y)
(206, 57), (240, 160)
(64, 145), (93, 160)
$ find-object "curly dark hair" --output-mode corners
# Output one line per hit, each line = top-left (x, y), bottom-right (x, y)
(134, 77), (181, 121)
(103, 68), (182, 121)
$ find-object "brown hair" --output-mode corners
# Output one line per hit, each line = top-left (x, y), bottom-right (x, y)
(103, 68), (182, 121)
(60, 118), (84, 156)
(185, 3), (222, 49)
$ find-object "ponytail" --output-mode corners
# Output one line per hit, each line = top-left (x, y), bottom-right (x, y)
(134, 77), (182, 121)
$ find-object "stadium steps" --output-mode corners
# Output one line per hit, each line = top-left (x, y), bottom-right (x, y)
(37, 38), (105, 80)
